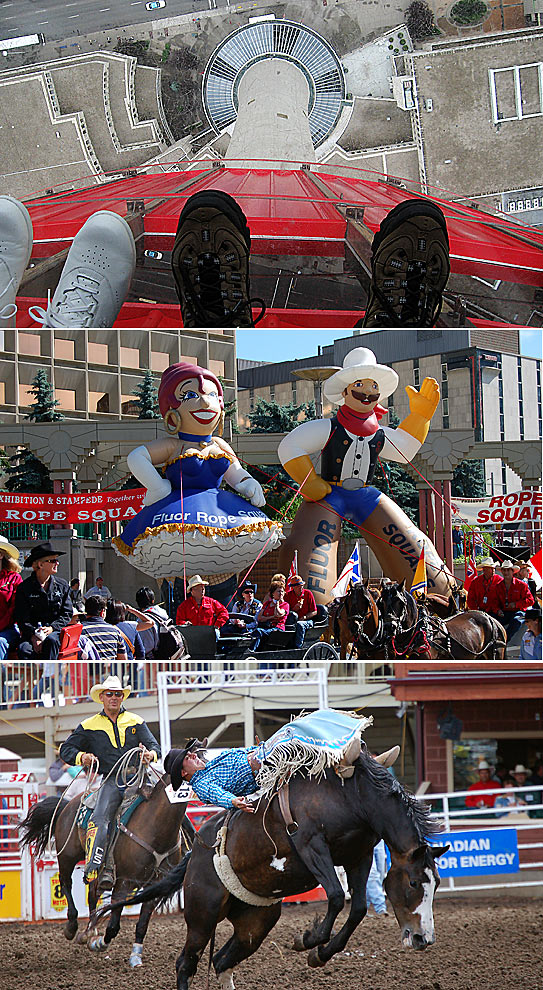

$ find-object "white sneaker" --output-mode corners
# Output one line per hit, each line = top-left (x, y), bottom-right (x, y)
(0, 196), (33, 328)
(30, 210), (136, 327)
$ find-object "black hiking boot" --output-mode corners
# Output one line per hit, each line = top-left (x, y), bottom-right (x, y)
(171, 189), (265, 328)
(361, 198), (450, 327)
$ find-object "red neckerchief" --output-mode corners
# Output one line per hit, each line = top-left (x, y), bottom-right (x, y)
(336, 403), (387, 437)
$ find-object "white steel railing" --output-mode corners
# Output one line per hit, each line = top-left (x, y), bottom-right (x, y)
(419, 783), (543, 893)
(0, 660), (388, 710)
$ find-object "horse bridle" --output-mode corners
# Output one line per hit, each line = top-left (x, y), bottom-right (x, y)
(345, 584), (384, 652)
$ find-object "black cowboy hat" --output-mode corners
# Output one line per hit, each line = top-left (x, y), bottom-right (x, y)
(164, 739), (199, 790)
(24, 542), (66, 567)
(525, 606), (542, 621)
(239, 582), (256, 593)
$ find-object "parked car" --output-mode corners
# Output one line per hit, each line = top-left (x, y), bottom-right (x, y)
(144, 249), (164, 260)
(146, 0), (166, 10)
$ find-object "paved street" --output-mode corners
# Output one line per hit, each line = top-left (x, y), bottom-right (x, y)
(0, 0), (231, 43)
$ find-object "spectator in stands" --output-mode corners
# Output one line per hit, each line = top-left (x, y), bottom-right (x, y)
(135, 587), (171, 659)
(69, 578), (86, 614)
(510, 764), (540, 817)
(472, 527), (486, 553)
(80, 595), (127, 681)
(230, 583), (262, 632)
(0, 536), (23, 702)
(495, 560), (534, 641)
(464, 761), (497, 809)
(175, 575), (229, 631)
(285, 575), (318, 649)
(494, 776), (524, 817)
(105, 600), (154, 690)
(85, 576), (112, 600)
(519, 606), (542, 660)
(515, 563), (539, 604)
(14, 543), (72, 674)
(452, 523), (464, 559)
(527, 761), (543, 818)
(466, 557), (503, 619)
(262, 573), (287, 604)
(253, 581), (290, 652)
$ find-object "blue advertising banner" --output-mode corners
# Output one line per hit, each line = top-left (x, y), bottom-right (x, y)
(431, 829), (519, 877)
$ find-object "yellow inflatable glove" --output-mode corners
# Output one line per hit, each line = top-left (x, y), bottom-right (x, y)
(399, 377), (440, 445)
(283, 455), (332, 503)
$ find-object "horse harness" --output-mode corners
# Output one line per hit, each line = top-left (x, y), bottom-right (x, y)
(386, 590), (507, 659)
(117, 821), (183, 874)
(343, 584), (384, 655)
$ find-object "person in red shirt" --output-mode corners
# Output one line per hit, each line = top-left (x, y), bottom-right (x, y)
(465, 761), (498, 809)
(466, 557), (503, 618)
(175, 575), (229, 630)
(285, 574), (318, 649)
(495, 560), (535, 641)
(0, 537), (23, 703)
(253, 582), (290, 654)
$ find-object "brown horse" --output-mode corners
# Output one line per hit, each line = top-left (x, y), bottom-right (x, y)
(327, 580), (385, 659)
(379, 581), (507, 659)
(19, 774), (194, 967)
(97, 742), (448, 989)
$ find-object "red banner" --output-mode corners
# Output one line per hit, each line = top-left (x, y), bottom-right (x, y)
(0, 489), (145, 524)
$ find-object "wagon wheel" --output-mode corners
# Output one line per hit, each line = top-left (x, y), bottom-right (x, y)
(302, 641), (341, 669)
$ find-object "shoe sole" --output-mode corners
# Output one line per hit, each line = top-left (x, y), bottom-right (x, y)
(372, 197), (449, 257)
(171, 190), (251, 326)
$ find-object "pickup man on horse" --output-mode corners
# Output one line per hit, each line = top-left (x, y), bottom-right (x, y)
(60, 674), (160, 885)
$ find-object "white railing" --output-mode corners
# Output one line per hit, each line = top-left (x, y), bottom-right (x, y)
(419, 783), (543, 892)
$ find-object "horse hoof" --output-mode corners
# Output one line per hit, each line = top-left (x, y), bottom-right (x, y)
(89, 936), (107, 952)
(64, 921), (78, 941)
(130, 954), (143, 969)
(74, 930), (88, 946)
(292, 934), (306, 952)
(307, 948), (326, 969)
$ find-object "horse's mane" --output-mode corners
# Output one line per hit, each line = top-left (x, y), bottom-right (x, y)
(357, 749), (442, 841)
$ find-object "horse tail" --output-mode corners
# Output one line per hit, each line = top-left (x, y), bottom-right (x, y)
(94, 851), (192, 922)
(19, 796), (70, 856)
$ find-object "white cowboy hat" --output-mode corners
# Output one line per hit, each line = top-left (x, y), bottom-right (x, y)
(478, 557), (497, 569)
(0, 535), (20, 562)
(499, 560), (515, 569)
(512, 764), (529, 775)
(323, 347), (399, 405)
(477, 761), (490, 770)
(90, 674), (130, 704)
(187, 574), (209, 592)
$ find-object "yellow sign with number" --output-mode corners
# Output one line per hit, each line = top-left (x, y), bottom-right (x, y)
(50, 871), (67, 912)
(0, 870), (22, 919)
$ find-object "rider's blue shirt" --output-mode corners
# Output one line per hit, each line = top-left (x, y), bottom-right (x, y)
(189, 748), (257, 809)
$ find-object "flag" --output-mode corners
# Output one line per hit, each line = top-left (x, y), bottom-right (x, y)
(286, 550), (298, 591)
(528, 547), (542, 590)
(463, 556), (478, 593)
(330, 545), (360, 598)
(410, 545), (427, 598)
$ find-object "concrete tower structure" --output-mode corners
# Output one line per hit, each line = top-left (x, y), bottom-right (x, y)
(226, 58), (316, 168)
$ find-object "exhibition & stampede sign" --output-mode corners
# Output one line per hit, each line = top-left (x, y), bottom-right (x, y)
(0, 489), (145, 524)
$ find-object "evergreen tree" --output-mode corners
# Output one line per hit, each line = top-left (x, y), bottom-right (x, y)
(406, 0), (438, 38)
(452, 459), (486, 497)
(248, 397), (316, 434)
(132, 369), (161, 419)
(26, 369), (64, 422)
(5, 447), (52, 493)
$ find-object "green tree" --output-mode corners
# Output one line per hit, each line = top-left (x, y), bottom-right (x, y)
(406, 0), (438, 38)
(450, 0), (487, 24)
(132, 369), (160, 419)
(26, 370), (64, 422)
(5, 447), (52, 493)
(451, 459), (486, 497)
(248, 397), (316, 434)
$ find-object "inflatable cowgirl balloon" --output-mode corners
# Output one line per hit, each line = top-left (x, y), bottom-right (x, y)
(277, 347), (456, 602)
(113, 362), (282, 580)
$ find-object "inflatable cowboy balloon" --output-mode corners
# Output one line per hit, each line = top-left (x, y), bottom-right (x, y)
(113, 362), (282, 580)
(278, 347), (455, 601)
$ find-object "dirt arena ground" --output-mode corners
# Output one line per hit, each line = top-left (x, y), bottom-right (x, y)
(3, 896), (541, 990)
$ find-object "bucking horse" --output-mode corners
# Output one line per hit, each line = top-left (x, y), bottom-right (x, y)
(97, 740), (448, 989)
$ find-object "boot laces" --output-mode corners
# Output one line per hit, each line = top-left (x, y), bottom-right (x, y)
(182, 253), (265, 327)
(29, 276), (100, 327)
